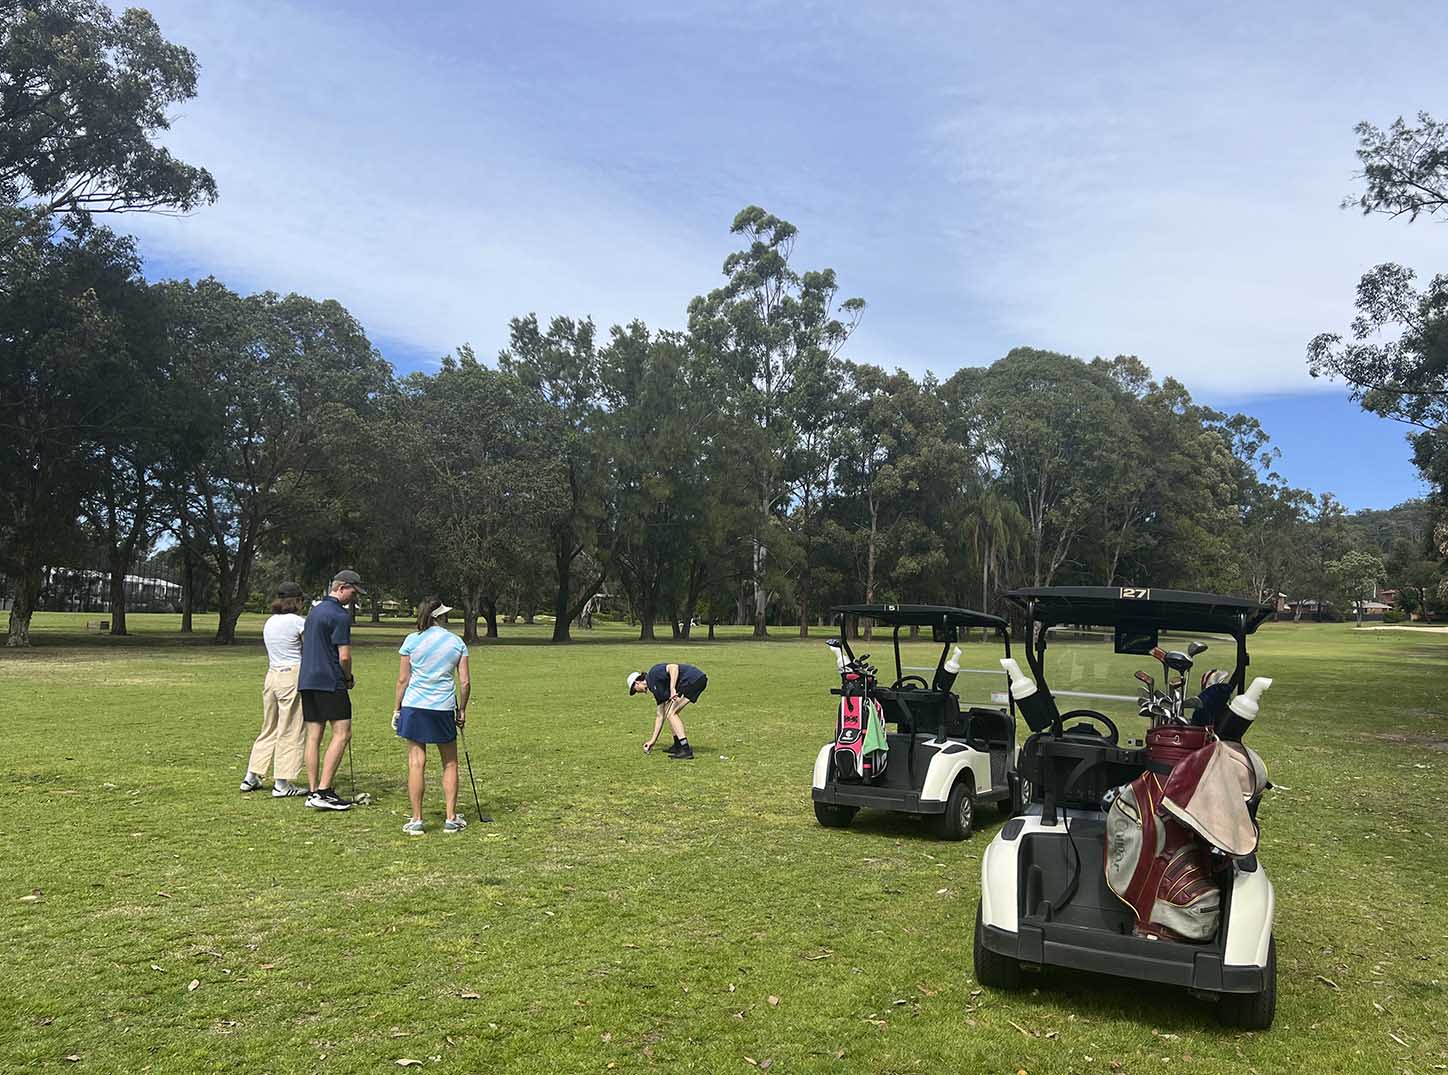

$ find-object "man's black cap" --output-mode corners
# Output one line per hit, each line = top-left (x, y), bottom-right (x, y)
(276, 580), (304, 598)
(332, 569), (366, 595)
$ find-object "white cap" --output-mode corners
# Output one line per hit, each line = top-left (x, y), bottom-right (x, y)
(431, 604), (454, 620)
(626, 671), (644, 694)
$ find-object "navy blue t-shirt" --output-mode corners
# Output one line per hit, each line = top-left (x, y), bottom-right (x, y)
(645, 662), (706, 704)
(299, 595), (352, 691)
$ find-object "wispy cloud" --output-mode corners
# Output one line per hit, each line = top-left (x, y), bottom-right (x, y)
(120, 1), (1448, 396)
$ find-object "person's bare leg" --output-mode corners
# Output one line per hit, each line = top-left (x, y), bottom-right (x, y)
(319, 719), (352, 790)
(439, 742), (459, 818)
(666, 697), (690, 742)
(305, 722), (325, 791)
(407, 740), (426, 819)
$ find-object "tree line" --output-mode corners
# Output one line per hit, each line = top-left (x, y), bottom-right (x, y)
(3, 2), (1444, 647)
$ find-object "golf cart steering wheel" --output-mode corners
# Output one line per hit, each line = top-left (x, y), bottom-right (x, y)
(893, 674), (931, 691)
(1058, 709), (1120, 744)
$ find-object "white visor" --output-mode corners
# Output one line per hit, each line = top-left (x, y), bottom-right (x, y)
(431, 604), (454, 620)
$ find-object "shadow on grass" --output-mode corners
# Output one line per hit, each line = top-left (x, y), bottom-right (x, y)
(990, 964), (1251, 1034)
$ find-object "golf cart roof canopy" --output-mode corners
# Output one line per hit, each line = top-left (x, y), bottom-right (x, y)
(831, 603), (1008, 631)
(1005, 587), (1273, 636)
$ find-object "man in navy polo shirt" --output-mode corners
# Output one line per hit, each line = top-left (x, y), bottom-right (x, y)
(300, 569), (364, 810)
(626, 661), (707, 760)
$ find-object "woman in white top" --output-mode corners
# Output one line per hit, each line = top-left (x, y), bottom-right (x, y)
(240, 581), (308, 796)
(392, 596), (470, 835)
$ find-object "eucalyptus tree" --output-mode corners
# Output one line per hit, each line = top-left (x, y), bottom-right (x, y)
(403, 347), (565, 642)
(599, 323), (718, 639)
(687, 206), (864, 636)
(163, 280), (391, 643)
(0, 0), (216, 255)
(0, 226), (137, 644)
(499, 314), (613, 641)
(971, 349), (1126, 587)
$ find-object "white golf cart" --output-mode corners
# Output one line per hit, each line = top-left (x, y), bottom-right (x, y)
(974, 587), (1278, 1028)
(811, 604), (1022, 840)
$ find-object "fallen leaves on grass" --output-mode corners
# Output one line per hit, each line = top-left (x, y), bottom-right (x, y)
(187, 979), (200, 992)
(394, 1060), (423, 1068)
(458, 992), (480, 1000)
(63, 1056), (81, 1063)
(767, 995), (779, 1007)
(18, 889), (42, 903)
(1314, 974), (1339, 989)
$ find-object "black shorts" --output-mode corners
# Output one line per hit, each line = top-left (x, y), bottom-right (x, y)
(301, 689), (352, 724)
(680, 674), (707, 704)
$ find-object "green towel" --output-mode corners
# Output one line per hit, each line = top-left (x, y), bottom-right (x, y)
(862, 700), (889, 756)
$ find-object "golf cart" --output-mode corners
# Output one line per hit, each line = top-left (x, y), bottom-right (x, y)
(811, 604), (1022, 839)
(974, 587), (1278, 1028)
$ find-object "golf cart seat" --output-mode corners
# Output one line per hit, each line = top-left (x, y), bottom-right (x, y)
(1018, 730), (1147, 812)
(875, 688), (955, 735)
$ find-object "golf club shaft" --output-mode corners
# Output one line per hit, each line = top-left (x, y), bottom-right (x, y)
(458, 714), (485, 820)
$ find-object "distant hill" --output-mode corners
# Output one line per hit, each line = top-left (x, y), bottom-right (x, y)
(1349, 499), (1435, 555)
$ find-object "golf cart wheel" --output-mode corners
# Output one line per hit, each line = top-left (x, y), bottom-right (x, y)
(814, 802), (858, 829)
(1000, 773), (1031, 816)
(973, 904), (1022, 990)
(1217, 937), (1276, 1030)
(934, 774), (975, 840)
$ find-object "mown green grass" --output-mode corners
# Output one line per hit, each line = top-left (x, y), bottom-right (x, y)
(1, 614), (1444, 1074)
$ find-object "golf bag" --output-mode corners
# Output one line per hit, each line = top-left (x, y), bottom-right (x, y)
(834, 668), (888, 782)
(1104, 725), (1227, 943)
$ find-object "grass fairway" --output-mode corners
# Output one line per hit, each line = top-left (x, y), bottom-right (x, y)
(1, 614), (1445, 1074)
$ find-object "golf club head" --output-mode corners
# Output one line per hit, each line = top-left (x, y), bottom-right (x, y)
(1187, 640), (1209, 658)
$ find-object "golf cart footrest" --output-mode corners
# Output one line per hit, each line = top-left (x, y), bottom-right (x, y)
(981, 923), (1265, 993)
(812, 786), (944, 813)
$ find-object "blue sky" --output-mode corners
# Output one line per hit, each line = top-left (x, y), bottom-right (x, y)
(122, 1), (1441, 510)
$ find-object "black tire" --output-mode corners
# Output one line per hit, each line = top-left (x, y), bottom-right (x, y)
(814, 801), (858, 829)
(973, 904), (1022, 989)
(999, 772), (1031, 816)
(934, 774), (976, 840)
(1217, 936), (1276, 1030)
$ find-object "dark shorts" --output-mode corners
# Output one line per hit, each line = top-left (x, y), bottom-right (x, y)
(301, 689), (352, 724)
(680, 673), (707, 704)
(396, 706), (456, 745)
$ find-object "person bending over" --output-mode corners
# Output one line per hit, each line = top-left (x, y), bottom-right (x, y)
(392, 597), (470, 835)
(627, 662), (708, 760)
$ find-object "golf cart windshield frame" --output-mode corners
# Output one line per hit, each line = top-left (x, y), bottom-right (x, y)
(830, 603), (1011, 692)
(1004, 586), (1272, 697)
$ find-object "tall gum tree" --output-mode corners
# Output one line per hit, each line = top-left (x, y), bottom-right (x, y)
(687, 207), (863, 637)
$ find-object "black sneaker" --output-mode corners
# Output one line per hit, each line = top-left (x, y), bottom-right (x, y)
(306, 789), (352, 811)
(668, 744), (694, 760)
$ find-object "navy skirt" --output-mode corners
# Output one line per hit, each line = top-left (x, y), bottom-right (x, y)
(396, 706), (456, 744)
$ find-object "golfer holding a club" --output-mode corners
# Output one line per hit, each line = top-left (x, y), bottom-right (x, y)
(393, 597), (473, 835)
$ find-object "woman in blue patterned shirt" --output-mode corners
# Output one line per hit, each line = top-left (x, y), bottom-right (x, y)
(392, 596), (471, 835)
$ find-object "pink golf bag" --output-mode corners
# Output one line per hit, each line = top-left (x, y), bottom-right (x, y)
(834, 670), (887, 782)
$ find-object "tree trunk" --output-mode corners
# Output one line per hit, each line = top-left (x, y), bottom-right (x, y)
(180, 533), (196, 633)
(752, 490), (769, 638)
(215, 595), (245, 644)
(482, 597), (499, 639)
(708, 618), (716, 640)
(5, 557), (41, 648)
(863, 502), (878, 642)
(524, 607), (536, 625)
(107, 554), (130, 636)
(551, 535), (575, 642)
(370, 592), (381, 624)
(798, 571), (810, 638)
(638, 587), (657, 641)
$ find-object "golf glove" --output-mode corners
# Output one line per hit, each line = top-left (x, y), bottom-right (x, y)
(391, 709), (401, 732)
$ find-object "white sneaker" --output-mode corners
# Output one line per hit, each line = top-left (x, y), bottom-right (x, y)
(402, 818), (424, 836)
(239, 773), (263, 793)
(443, 815), (468, 834)
(305, 791), (351, 811)
(272, 780), (307, 797)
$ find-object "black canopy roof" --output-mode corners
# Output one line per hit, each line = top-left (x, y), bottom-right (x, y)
(1005, 587), (1273, 635)
(831, 603), (1008, 631)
